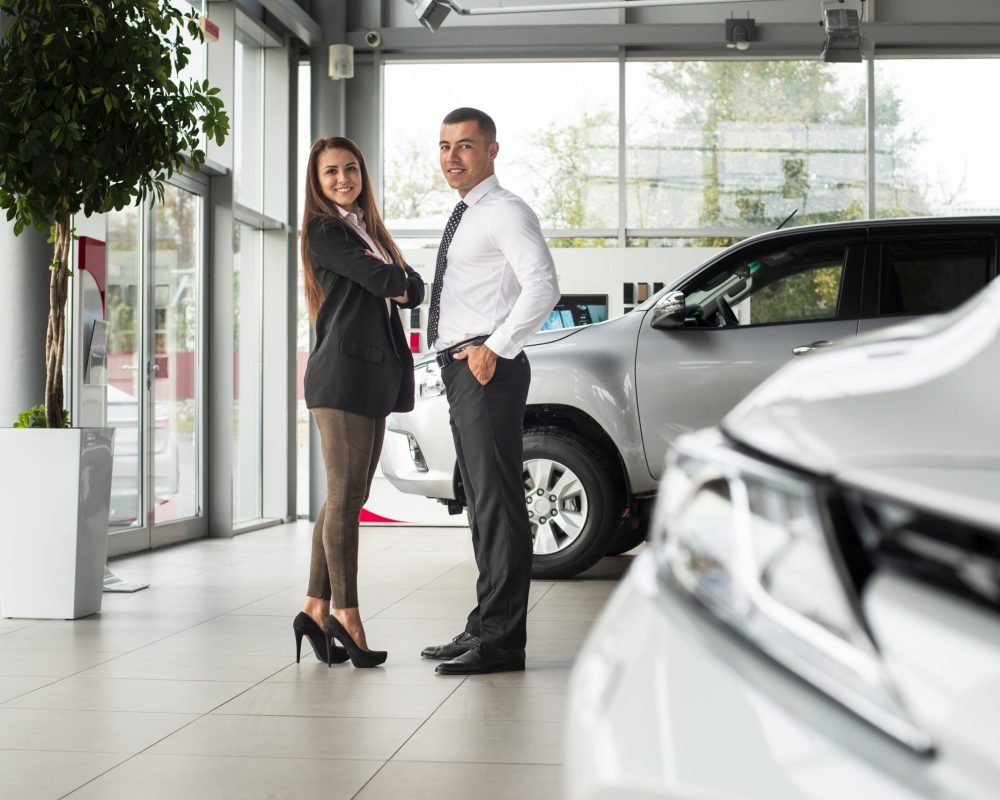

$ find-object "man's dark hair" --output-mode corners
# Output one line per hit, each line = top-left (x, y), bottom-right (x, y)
(442, 107), (497, 141)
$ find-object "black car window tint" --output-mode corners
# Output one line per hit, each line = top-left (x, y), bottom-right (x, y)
(879, 239), (991, 316)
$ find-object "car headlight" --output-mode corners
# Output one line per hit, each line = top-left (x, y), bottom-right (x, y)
(653, 429), (932, 753)
(416, 358), (445, 400)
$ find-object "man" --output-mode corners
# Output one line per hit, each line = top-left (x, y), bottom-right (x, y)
(421, 108), (560, 675)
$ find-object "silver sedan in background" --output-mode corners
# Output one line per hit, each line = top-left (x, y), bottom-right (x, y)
(382, 217), (999, 578)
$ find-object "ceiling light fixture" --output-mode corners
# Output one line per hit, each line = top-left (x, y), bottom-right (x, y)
(411, 0), (763, 33)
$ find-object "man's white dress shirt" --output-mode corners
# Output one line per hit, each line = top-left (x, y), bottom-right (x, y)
(435, 175), (560, 359)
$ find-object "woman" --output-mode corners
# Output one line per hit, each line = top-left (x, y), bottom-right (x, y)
(293, 136), (424, 668)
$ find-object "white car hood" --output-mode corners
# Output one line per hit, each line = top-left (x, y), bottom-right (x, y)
(722, 279), (1000, 532)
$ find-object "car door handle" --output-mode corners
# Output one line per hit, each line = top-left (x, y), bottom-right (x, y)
(792, 340), (834, 356)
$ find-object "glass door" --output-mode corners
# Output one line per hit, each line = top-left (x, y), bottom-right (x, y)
(106, 205), (144, 547)
(105, 182), (207, 554)
(150, 184), (204, 546)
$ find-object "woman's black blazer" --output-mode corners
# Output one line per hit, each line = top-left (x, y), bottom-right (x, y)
(303, 215), (425, 417)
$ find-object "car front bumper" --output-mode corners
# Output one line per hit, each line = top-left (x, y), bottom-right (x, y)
(382, 392), (457, 500)
(564, 549), (981, 800)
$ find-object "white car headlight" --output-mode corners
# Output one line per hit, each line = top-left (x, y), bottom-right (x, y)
(653, 429), (932, 753)
(416, 358), (445, 400)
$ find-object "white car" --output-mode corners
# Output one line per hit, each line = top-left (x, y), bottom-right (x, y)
(565, 277), (1000, 799)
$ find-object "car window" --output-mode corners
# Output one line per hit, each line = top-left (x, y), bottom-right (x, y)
(685, 243), (846, 327)
(879, 239), (992, 316)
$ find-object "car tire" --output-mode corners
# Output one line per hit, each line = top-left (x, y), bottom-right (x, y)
(603, 517), (649, 556)
(522, 429), (622, 579)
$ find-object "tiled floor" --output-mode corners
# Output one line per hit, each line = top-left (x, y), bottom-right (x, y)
(0, 522), (634, 799)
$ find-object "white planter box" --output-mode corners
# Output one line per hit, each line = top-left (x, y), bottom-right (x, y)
(0, 428), (115, 619)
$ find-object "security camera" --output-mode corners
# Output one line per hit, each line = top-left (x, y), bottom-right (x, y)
(364, 30), (381, 48)
(412, 0), (451, 32)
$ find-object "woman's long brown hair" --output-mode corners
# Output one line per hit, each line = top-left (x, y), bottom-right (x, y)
(301, 136), (406, 322)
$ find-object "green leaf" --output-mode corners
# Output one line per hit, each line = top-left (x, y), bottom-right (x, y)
(13, 404), (70, 429)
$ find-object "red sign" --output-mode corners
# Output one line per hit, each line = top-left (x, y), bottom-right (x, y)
(200, 16), (220, 43)
(78, 236), (107, 312)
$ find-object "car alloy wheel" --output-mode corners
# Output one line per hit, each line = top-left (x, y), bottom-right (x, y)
(523, 430), (621, 579)
(524, 456), (589, 556)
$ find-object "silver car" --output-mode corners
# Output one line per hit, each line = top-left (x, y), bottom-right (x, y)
(564, 269), (1000, 799)
(381, 217), (999, 577)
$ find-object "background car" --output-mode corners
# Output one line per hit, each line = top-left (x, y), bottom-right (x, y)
(107, 384), (180, 525)
(381, 217), (1000, 578)
(564, 278), (1000, 799)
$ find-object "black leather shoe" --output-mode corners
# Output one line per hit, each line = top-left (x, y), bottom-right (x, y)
(421, 631), (480, 661)
(435, 644), (525, 675)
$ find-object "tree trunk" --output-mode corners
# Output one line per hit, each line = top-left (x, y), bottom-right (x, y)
(44, 218), (71, 428)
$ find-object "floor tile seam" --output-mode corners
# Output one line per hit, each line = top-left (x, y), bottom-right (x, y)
(99, 753), (388, 763)
(363, 558), (478, 621)
(388, 755), (564, 765)
(51, 658), (295, 798)
(0, 745), (137, 756)
(526, 581), (559, 612)
(262, 679), (464, 687)
(0, 647), (166, 655)
(209, 582), (325, 616)
(1, 703), (240, 714)
(0, 706), (203, 719)
(207, 710), (442, 720)
(348, 673), (470, 798)
(101, 553), (292, 586)
(54, 756), (133, 799)
(1, 641), (186, 686)
(0, 675), (65, 704)
(437, 683), (569, 694)
(0, 622), (46, 636)
(392, 758), (563, 767)
(23, 675), (278, 684)
(45, 607), (247, 676)
(49, 753), (384, 797)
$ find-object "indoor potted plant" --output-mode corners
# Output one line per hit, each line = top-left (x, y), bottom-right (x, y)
(0, 0), (228, 618)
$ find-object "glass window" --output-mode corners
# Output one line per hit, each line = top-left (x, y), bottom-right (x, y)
(879, 239), (991, 316)
(233, 223), (263, 523)
(382, 62), (619, 232)
(234, 38), (264, 210)
(169, 0), (205, 85)
(685, 243), (845, 327)
(875, 60), (1000, 218)
(626, 61), (866, 231)
(297, 62), (312, 517)
(744, 264), (843, 325)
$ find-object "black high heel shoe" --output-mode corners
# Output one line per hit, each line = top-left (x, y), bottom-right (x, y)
(293, 612), (349, 665)
(325, 615), (387, 668)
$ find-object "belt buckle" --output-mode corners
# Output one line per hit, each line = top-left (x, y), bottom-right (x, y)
(436, 336), (487, 369)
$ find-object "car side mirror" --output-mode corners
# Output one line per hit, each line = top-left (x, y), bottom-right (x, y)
(650, 291), (687, 329)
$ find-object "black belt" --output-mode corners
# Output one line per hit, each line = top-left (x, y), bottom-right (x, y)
(435, 335), (490, 368)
